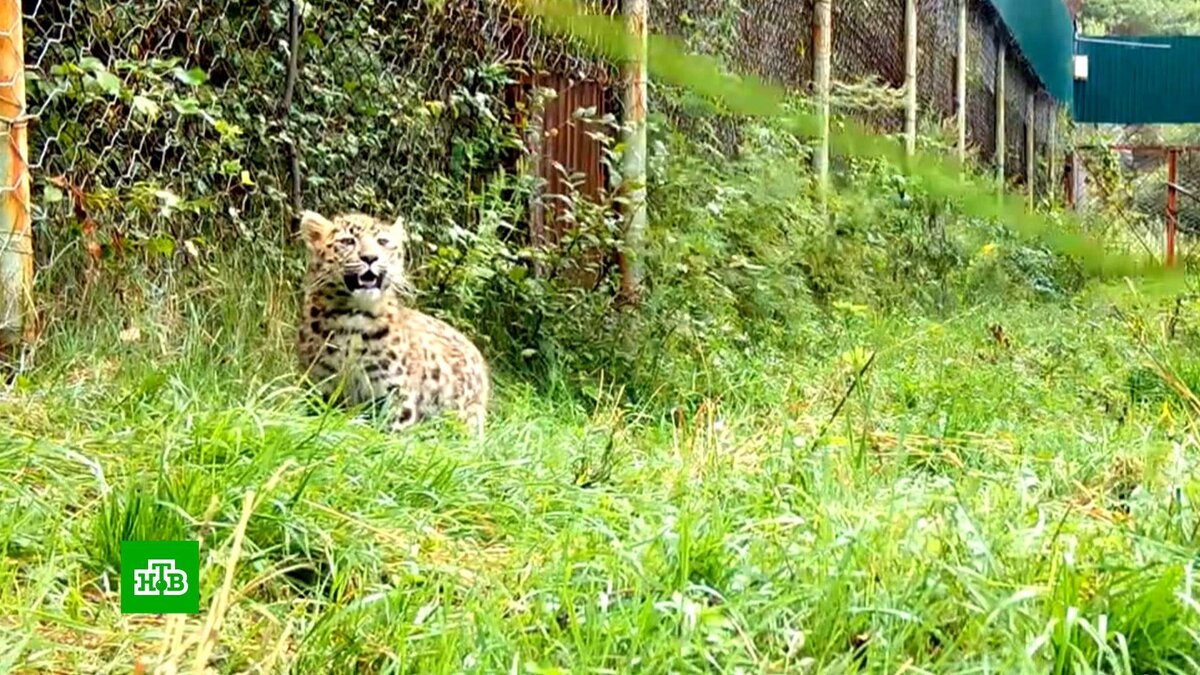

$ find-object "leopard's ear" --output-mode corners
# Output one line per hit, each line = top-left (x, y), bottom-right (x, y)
(389, 215), (409, 242)
(299, 211), (334, 249)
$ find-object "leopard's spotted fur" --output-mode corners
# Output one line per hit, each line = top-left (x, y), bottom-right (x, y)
(297, 210), (489, 434)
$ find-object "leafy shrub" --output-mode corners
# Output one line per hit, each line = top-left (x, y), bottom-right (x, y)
(27, 2), (1086, 415)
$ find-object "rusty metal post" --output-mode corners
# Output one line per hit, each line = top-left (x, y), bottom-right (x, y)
(619, 0), (648, 302)
(0, 0), (30, 351)
(1168, 148), (1179, 267)
(904, 0), (917, 156)
(813, 0), (832, 191)
(956, 0), (967, 163)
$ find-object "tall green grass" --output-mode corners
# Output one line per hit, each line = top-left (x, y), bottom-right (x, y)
(4, 9), (1200, 669)
(3, 250), (1200, 672)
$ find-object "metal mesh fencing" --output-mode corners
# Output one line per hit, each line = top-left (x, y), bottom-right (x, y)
(1172, 150), (1200, 264)
(1032, 92), (1056, 199)
(1179, 151), (1200, 242)
(968, 3), (998, 168)
(1074, 146), (1200, 265)
(734, 1), (812, 90)
(832, 0), (905, 132)
(645, 0), (1058, 198)
(25, 0), (616, 262)
(648, 0), (815, 156)
(1004, 47), (1030, 185)
(1075, 147), (1169, 260)
(917, 0), (959, 119)
(22, 0), (1066, 270)
(649, 0), (746, 154)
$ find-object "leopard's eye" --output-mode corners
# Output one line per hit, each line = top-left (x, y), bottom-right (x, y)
(336, 236), (356, 247)
(377, 237), (394, 248)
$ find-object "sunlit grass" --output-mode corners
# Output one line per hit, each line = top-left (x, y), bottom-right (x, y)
(3, 258), (1200, 673)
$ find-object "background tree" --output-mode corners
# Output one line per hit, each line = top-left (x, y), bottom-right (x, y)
(1078, 0), (1200, 35)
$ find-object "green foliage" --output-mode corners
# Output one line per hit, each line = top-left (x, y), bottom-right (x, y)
(1080, 0), (1200, 35)
(8, 254), (1200, 672)
(12, 1), (1200, 672)
(30, 0), (538, 269)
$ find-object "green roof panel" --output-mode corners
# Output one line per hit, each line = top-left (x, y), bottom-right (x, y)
(1073, 36), (1200, 124)
(989, 0), (1076, 106)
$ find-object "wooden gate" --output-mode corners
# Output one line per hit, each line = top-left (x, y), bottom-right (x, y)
(515, 71), (614, 286)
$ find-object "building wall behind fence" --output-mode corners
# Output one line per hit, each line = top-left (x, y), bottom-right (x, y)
(1074, 36), (1200, 125)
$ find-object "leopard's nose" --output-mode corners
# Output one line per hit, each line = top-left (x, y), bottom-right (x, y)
(360, 254), (378, 265)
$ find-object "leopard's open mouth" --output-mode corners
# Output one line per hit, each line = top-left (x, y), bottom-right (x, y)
(345, 270), (385, 292)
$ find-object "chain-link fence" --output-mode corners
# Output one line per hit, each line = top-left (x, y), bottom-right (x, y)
(1073, 145), (1200, 265)
(25, 0), (619, 263)
(647, 0), (1060, 187)
(1179, 150), (1200, 246)
(18, 0), (1064, 281)
(833, 0), (905, 132)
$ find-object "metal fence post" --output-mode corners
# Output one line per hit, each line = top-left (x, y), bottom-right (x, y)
(814, 0), (832, 191)
(0, 0), (30, 352)
(904, 0), (917, 156)
(1168, 148), (1179, 267)
(620, 0), (648, 302)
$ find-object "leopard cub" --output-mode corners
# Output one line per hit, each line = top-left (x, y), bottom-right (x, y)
(297, 210), (489, 435)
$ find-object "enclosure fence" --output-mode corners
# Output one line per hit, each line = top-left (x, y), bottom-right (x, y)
(1, 0), (1066, 346)
(1074, 146), (1200, 267)
(652, 0), (1061, 192)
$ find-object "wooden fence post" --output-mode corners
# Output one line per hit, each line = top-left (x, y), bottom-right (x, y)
(904, 0), (917, 156)
(1168, 148), (1178, 267)
(1049, 106), (1058, 204)
(619, 0), (648, 302)
(814, 0), (832, 190)
(995, 39), (1006, 187)
(0, 0), (30, 352)
(1025, 93), (1035, 207)
(956, 0), (967, 163)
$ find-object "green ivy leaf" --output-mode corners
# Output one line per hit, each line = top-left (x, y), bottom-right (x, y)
(171, 99), (203, 116)
(301, 30), (325, 50)
(148, 236), (176, 257)
(155, 189), (180, 217)
(172, 67), (209, 87)
(132, 95), (160, 119)
(93, 71), (121, 97)
(78, 56), (105, 73)
(212, 119), (243, 142)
